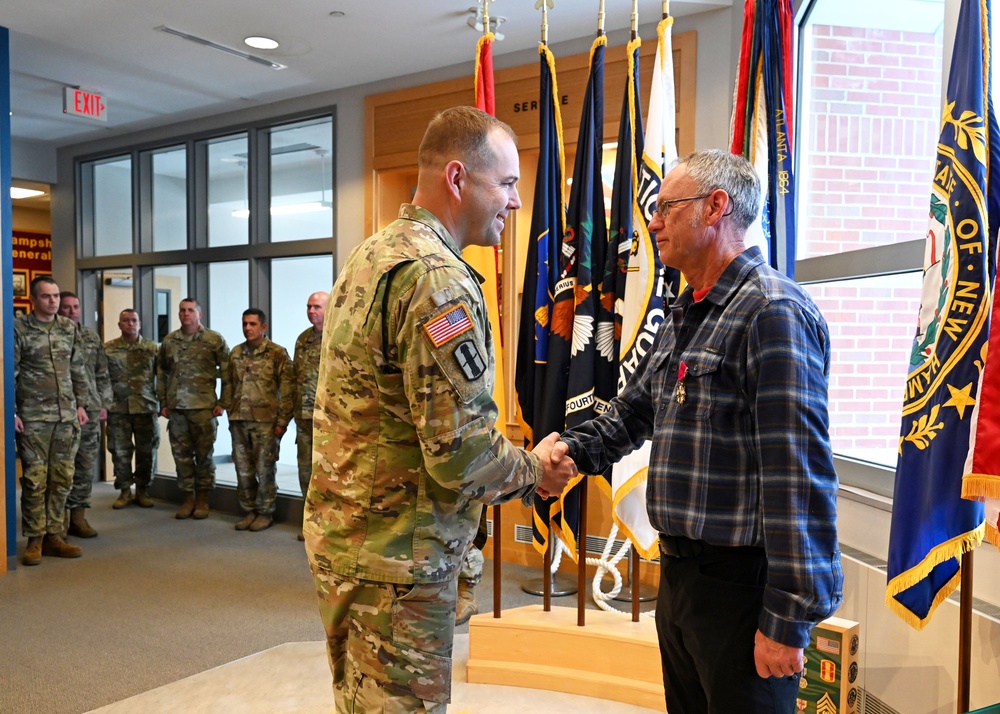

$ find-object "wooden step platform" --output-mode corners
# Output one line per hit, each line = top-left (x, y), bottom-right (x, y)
(467, 604), (666, 711)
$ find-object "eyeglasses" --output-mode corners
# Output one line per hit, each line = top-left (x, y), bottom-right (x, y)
(653, 193), (712, 220)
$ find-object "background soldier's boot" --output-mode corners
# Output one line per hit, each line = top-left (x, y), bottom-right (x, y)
(21, 537), (43, 566)
(249, 513), (273, 532)
(192, 491), (211, 520)
(455, 580), (479, 625)
(42, 533), (83, 558)
(68, 508), (98, 538)
(235, 511), (257, 531)
(112, 488), (134, 509)
(134, 489), (154, 508)
(175, 492), (196, 519)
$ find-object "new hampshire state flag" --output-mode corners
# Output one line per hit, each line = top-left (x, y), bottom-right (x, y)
(886, 0), (1000, 629)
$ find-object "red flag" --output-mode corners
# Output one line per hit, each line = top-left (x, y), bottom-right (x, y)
(475, 34), (495, 115)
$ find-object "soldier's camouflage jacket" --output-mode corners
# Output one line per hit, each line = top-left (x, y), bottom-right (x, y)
(13, 313), (89, 422)
(76, 324), (113, 418)
(304, 204), (542, 585)
(222, 337), (294, 425)
(157, 325), (230, 410)
(104, 335), (159, 414)
(292, 327), (323, 422)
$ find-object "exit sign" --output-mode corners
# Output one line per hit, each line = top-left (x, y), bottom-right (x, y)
(63, 87), (108, 122)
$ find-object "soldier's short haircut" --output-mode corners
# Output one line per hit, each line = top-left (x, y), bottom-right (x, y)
(179, 297), (202, 311)
(59, 290), (78, 300)
(30, 275), (59, 298)
(417, 106), (517, 173)
(119, 308), (139, 319)
(243, 307), (267, 324)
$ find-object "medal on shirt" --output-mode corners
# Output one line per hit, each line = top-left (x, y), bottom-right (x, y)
(674, 361), (688, 405)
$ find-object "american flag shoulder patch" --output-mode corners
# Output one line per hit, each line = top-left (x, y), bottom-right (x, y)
(423, 304), (474, 347)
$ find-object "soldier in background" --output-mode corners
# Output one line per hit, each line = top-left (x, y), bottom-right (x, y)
(14, 276), (90, 565)
(157, 297), (230, 521)
(292, 291), (328, 540)
(57, 291), (112, 539)
(223, 308), (293, 532)
(104, 308), (160, 509)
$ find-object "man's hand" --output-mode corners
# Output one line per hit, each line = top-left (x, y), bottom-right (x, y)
(212, 405), (224, 417)
(160, 407), (170, 419)
(77, 406), (90, 426)
(14, 415), (24, 434)
(753, 630), (804, 679)
(274, 424), (287, 438)
(99, 408), (108, 422)
(532, 432), (577, 499)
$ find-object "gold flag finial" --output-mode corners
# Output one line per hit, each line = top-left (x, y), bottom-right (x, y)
(535, 0), (554, 44)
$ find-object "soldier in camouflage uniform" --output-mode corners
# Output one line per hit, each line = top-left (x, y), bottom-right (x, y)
(157, 297), (230, 520)
(293, 291), (328, 541)
(104, 308), (160, 509)
(223, 308), (294, 532)
(292, 291), (328, 499)
(14, 276), (91, 565)
(57, 292), (112, 538)
(304, 107), (577, 712)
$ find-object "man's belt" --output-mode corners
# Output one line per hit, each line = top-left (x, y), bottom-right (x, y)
(658, 534), (731, 559)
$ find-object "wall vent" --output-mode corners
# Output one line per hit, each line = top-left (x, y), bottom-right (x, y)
(859, 689), (902, 714)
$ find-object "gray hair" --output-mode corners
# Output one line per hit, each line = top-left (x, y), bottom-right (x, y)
(677, 150), (760, 232)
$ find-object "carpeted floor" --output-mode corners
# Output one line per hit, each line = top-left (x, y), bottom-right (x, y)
(1, 481), (660, 714)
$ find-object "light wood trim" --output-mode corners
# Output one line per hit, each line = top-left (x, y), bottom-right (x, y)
(468, 605), (666, 711)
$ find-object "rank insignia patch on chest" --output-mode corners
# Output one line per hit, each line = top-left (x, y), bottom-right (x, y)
(454, 340), (486, 381)
(423, 304), (474, 347)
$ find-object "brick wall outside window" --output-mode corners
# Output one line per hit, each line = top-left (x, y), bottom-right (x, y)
(800, 25), (942, 466)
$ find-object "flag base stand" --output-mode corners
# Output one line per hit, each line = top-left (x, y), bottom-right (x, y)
(467, 604), (665, 711)
(612, 582), (658, 603)
(520, 573), (578, 597)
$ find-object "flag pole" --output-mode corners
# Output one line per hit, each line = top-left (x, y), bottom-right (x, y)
(958, 550), (973, 713)
(597, 0), (606, 37)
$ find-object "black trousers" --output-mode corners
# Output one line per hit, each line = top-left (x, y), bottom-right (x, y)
(655, 543), (801, 714)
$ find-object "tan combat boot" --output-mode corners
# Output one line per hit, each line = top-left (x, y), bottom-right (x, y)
(192, 490), (211, 520)
(134, 489), (154, 508)
(249, 513), (273, 532)
(21, 537), (43, 566)
(235, 511), (257, 531)
(42, 533), (83, 558)
(175, 492), (196, 519)
(112, 488), (134, 509)
(68, 508), (98, 538)
(455, 579), (479, 625)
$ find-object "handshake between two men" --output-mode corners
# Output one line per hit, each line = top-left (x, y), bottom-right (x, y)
(531, 432), (576, 500)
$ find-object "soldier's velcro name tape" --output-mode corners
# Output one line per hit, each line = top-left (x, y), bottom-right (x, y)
(423, 304), (474, 348)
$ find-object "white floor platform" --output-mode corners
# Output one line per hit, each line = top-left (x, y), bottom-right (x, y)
(88, 635), (662, 714)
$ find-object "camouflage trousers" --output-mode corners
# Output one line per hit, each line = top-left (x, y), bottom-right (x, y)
(230, 420), (279, 515)
(295, 418), (313, 497)
(107, 412), (160, 490)
(166, 409), (217, 493)
(17, 420), (81, 537)
(458, 508), (489, 586)
(311, 569), (456, 713)
(66, 418), (101, 510)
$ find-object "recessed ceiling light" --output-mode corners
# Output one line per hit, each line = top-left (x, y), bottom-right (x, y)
(244, 36), (279, 50)
(11, 188), (46, 199)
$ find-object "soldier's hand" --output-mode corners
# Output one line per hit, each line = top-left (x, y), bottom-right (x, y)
(77, 407), (90, 426)
(160, 407), (170, 419)
(14, 415), (24, 434)
(99, 408), (108, 422)
(532, 432), (578, 499)
(212, 405), (224, 417)
(274, 424), (287, 438)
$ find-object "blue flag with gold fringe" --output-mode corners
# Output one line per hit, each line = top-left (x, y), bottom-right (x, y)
(886, 0), (1000, 629)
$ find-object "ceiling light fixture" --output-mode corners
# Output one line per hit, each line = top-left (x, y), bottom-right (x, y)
(156, 26), (286, 70)
(11, 188), (46, 200)
(244, 36), (279, 50)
